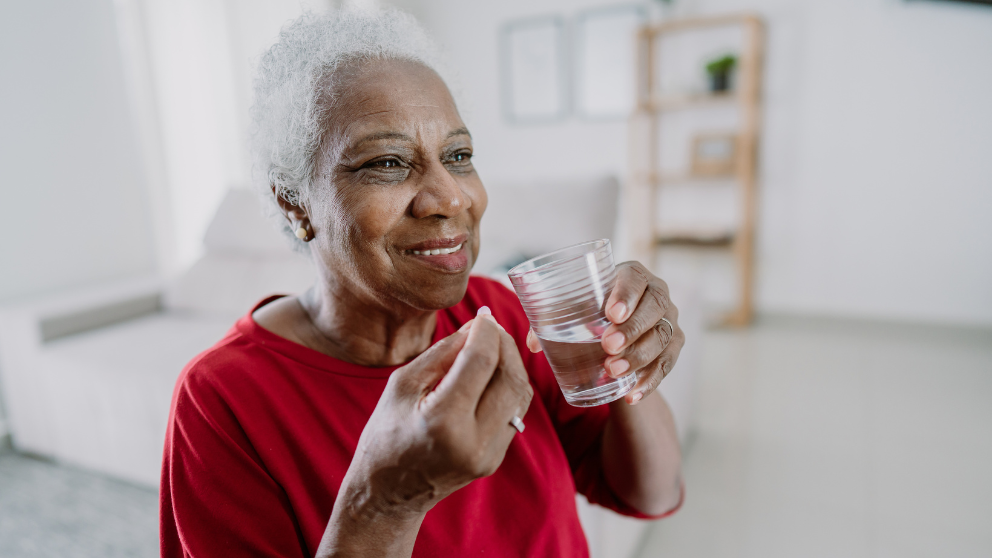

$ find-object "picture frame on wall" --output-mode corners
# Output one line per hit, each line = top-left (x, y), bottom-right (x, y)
(500, 16), (568, 124)
(690, 133), (739, 176)
(574, 5), (647, 119)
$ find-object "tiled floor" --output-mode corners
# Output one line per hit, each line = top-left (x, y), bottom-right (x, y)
(1, 316), (989, 557)
(636, 316), (992, 558)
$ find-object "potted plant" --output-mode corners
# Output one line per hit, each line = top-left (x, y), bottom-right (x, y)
(705, 54), (737, 93)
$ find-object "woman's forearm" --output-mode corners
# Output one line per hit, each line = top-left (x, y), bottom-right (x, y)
(314, 470), (426, 558)
(316, 510), (423, 558)
(601, 391), (683, 516)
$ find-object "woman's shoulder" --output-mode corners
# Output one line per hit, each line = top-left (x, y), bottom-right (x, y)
(174, 322), (257, 393)
(172, 305), (292, 406)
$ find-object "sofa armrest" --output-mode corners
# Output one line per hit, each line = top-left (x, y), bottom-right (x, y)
(0, 275), (164, 451)
(0, 275), (164, 342)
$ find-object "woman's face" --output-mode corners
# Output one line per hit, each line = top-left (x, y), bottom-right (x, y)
(305, 58), (487, 312)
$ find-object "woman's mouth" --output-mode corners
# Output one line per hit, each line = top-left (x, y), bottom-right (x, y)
(406, 243), (463, 256)
(402, 237), (470, 272)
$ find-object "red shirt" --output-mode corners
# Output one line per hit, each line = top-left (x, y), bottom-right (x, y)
(161, 276), (674, 557)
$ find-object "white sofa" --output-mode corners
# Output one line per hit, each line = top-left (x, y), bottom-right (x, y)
(0, 189), (315, 485)
(0, 181), (699, 558)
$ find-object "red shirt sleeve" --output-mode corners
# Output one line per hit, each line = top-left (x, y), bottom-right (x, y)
(160, 351), (309, 558)
(475, 277), (682, 520)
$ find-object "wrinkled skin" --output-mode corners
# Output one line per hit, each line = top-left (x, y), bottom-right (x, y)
(251, 58), (684, 558)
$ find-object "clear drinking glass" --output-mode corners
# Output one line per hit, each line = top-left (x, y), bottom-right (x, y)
(507, 239), (636, 407)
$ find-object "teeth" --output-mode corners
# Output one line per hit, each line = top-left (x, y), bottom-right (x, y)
(410, 243), (462, 256)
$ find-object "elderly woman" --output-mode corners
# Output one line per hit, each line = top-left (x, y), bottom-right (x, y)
(160, 8), (685, 558)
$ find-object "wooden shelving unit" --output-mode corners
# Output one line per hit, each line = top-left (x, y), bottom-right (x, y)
(626, 14), (764, 327)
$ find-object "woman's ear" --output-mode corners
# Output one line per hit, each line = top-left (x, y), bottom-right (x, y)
(272, 185), (313, 242)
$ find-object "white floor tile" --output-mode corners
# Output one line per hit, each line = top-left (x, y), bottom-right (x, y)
(637, 317), (992, 558)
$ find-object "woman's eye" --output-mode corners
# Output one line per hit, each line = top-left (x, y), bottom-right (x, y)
(370, 159), (402, 168)
(452, 152), (472, 163)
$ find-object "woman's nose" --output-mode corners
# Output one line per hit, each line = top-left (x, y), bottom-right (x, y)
(410, 161), (471, 219)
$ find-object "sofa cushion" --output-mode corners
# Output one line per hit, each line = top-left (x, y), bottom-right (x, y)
(164, 254), (315, 317)
(165, 188), (317, 316)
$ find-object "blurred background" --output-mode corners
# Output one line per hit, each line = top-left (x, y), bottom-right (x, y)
(0, 0), (990, 556)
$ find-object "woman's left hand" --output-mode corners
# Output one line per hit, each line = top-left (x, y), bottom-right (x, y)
(527, 261), (685, 405)
(598, 262), (684, 404)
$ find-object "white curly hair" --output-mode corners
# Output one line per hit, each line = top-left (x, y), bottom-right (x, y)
(249, 7), (453, 248)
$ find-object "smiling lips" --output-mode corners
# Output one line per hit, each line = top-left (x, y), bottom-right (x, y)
(403, 236), (470, 272)
(408, 243), (463, 256)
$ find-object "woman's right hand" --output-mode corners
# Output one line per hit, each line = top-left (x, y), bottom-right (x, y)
(316, 312), (534, 558)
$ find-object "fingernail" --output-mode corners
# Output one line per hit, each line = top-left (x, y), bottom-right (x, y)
(477, 306), (498, 323)
(609, 358), (629, 377)
(611, 301), (627, 321)
(630, 392), (643, 405)
(604, 331), (625, 353)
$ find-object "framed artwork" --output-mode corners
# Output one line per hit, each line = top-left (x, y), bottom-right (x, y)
(573, 5), (647, 119)
(500, 16), (568, 124)
(691, 133), (738, 176)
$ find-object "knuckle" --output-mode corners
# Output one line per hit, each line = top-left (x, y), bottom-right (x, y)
(476, 459), (499, 478)
(644, 368), (664, 391)
(626, 339), (657, 369)
(521, 383), (535, 407)
(642, 377), (657, 394)
(461, 447), (494, 478)
(625, 260), (647, 275)
(384, 370), (412, 394)
(623, 311), (654, 339)
(507, 373), (534, 403)
(658, 357), (672, 378)
(646, 287), (670, 311)
(629, 264), (651, 286)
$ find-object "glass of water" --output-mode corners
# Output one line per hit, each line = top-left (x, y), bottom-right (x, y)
(507, 239), (636, 407)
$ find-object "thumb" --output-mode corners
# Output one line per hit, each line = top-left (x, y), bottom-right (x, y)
(526, 329), (543, 353)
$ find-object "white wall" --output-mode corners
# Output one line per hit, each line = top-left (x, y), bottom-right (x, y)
(0, 0), (158, 303)
(118, 0), (333, 272)
(409, 0), (992, 326)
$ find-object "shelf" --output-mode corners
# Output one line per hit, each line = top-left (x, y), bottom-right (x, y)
(655, 230), (736, 247)
(646, 14), (761, 36)
(640, 172), (738, 184)
(634, 13), (764, 326)
(642, 92), (737, 112)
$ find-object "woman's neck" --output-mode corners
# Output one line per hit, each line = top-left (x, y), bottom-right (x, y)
(295, 284), (437, 367)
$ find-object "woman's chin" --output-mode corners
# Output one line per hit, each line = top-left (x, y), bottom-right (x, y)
(398, 264), (474, 310)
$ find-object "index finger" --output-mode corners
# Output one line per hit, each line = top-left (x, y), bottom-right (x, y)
(432, 314), (503, 404)
(476, 328), (534, 435)
(605, 263), (659, 324)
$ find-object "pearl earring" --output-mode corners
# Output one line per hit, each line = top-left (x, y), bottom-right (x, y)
(295, 226), (308, 240)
